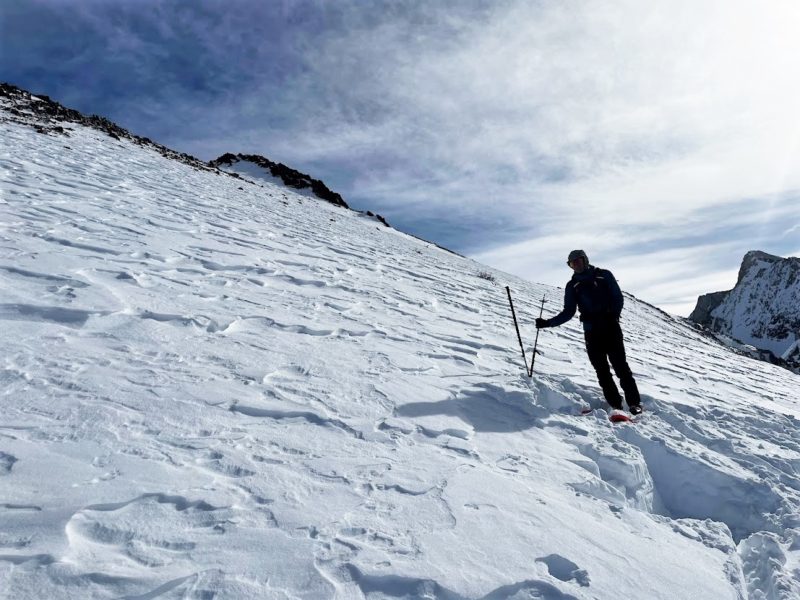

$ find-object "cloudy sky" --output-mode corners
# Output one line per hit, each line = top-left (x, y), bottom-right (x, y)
(3, 0), (800, 315)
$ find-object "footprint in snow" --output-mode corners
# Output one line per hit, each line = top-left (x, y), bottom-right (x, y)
(536, 553), (591, 587)
(0, 452), (18, 474)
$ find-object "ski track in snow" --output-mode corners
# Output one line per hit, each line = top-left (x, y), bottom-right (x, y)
(1, 113), (800, 599)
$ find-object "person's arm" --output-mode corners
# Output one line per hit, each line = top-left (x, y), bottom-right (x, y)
(605, 270), (624, 318)
(537, 284), (576, 328)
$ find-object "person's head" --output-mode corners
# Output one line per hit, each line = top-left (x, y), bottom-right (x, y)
(567, 249), (589, 273)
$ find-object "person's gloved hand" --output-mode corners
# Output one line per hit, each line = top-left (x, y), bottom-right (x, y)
(535, 318), (548, 329)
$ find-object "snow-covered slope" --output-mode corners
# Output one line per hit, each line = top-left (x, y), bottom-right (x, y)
(2, 97), (800, 600)
(690, 251), (800, 371)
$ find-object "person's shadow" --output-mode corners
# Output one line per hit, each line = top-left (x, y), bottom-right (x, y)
(394, 383), (546, 434)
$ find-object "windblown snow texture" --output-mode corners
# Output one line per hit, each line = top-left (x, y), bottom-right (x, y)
(2, 86), (800, 599)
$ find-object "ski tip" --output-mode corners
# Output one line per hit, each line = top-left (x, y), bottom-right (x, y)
(609, 414), (634, 423)
(609, 410), (634, 423)
(579, 407), (593, 415)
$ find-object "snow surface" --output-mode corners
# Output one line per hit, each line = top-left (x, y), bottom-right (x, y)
(1, 114), (800, 600)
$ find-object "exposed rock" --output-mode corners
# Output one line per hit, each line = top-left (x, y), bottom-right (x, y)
(366, 211), (390, 227)
(688, 290), (728, 326)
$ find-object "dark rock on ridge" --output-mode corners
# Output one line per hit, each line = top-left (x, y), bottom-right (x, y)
(209, 153), (394, 228)
(210, 153), (350, 209)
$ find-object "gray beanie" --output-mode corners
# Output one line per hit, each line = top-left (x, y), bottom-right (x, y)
(567, 249), (589, 264)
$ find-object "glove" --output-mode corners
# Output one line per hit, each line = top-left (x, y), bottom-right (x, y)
(535, 318), (548, 329)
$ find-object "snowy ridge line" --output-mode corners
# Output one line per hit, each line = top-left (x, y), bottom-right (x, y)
(210, 152), (351, 209)
(2, 82), (412, 249)
(0, 82), (212, 173)
(2, 97), (800, 599)
(209, 152), (467, 258)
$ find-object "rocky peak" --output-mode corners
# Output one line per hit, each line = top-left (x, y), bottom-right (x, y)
(689, 251), (800, 372)
(736, 250), (783, 285)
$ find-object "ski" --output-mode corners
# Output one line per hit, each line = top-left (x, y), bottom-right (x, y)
(609, 409), (638, 423)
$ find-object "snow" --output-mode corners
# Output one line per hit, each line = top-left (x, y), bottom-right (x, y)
(1, 111), (800, 599)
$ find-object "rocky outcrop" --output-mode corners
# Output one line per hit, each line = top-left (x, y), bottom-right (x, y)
(210, 153), (350, 209)
(209, 153), (391, 227)
(689, 251), (800, 372)
(688, 290), (729, 326)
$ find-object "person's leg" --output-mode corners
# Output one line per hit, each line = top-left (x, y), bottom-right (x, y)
(585, 327), (623, 409)
(606, 321), (641, 407)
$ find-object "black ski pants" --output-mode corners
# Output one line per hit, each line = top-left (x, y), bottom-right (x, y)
(584, 320), (640, 410)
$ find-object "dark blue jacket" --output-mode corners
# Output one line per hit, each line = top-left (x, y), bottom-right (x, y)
(545, 266), (624, 331)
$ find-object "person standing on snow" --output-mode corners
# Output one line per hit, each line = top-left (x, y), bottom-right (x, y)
(535, 250), (642, 415)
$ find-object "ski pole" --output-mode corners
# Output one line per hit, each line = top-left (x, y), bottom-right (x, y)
(505, 286), (531, 377)
(529, 295), (547, 375)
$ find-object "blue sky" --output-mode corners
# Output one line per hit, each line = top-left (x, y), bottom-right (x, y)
(3, 0), (799, 315)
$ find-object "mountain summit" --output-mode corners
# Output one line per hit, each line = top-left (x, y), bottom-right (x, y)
(690, 251), (800, 371)
(2, 84), (800, 599)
